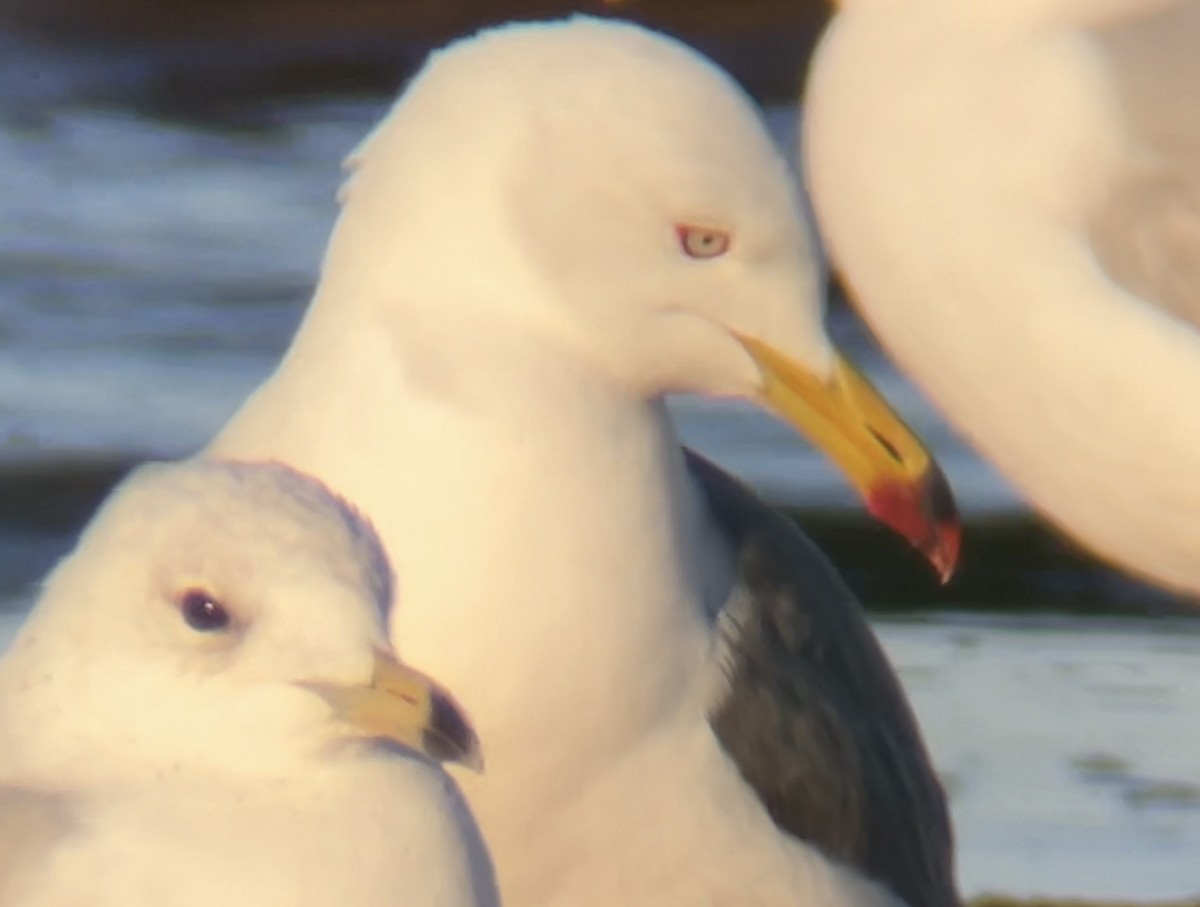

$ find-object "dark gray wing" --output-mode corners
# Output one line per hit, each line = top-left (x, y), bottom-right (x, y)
(689, 450), (958, 907)
(0, 785), (74, 901)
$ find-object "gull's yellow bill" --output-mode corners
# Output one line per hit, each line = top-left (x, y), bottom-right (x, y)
(735, 333), (960, 582)
(303, 650), (483, 771)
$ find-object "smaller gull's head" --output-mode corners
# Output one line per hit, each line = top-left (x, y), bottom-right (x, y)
(333, 17), (958, 577)
(3, 459), (481, 779)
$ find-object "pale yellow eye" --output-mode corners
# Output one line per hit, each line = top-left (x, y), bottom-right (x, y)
(676, 225), (731, 259)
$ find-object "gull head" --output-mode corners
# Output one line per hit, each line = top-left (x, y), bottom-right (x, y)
(330, 16), (958, 577)
(5, 460), (481, 779)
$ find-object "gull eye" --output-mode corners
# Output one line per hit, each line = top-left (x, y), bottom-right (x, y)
(676, 225), (731, 259)
(179, 589), (231, 633)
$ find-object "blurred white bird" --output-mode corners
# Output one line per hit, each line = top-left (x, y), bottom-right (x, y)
(0, 459), (498, 907)
(806, 0), (1200, 597)
(214, 17), (958, 907)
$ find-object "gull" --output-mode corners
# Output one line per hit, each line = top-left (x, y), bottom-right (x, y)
(806, 0), (1200, 596)
(0, 459), (498, 907)
(213, 17), (960, 907)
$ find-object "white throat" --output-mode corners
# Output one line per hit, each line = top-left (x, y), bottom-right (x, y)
(214, 279), (732, 827)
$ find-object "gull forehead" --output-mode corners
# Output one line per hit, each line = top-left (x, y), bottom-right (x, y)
(392, 17), (773, 140)
(346, 17), (796, 216)
(95, 459), (394, 615)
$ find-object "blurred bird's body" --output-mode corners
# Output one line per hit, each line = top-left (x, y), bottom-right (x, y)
(806, 0), (1200, 596)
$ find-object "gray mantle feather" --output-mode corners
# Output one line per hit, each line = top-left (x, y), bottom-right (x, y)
(691, 451), (958, 907)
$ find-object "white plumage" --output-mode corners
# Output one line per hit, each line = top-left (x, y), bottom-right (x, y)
(214, 17), (956, 907)
(806, 0), (1200, 596)
(0, 460), (497, 906)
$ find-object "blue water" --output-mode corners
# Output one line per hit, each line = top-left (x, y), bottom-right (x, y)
(0, 101), (342, 458)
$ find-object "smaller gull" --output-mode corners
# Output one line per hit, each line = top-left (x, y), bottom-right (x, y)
(0, 459), (498, 907)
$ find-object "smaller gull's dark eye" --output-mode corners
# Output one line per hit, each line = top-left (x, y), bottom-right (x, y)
(179, 589), (231, 633)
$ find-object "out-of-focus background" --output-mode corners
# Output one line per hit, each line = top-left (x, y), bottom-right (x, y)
(0, 1), (1197, 903)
